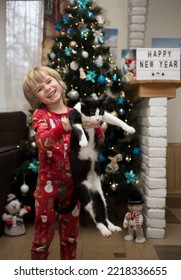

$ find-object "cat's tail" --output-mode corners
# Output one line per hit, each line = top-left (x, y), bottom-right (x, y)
(54, 189), (78, 214)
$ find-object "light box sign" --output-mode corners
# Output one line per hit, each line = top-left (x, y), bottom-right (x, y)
(136, 48), (180, 80)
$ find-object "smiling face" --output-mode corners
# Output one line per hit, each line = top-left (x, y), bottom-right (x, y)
(23, 66), (67, 110)
(32, 75), (64, 108)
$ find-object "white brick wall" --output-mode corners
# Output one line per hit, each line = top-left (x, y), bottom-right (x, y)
(128, 0), (148, 48)
(135, 97), (167, 238)
(128, 1), (167, 239)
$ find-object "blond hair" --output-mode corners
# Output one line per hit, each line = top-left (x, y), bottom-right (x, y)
(23, 66), (67, 109)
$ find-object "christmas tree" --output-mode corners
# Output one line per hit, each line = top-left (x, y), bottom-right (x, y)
(12, 110), (38, 219)
(47, 0), (142, 205)
(12, 0), (141, 216)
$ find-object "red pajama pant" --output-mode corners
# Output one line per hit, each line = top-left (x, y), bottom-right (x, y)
(31, 178), (80, 260)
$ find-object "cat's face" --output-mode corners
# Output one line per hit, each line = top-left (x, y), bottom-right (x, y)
(80, 99), (105, 123)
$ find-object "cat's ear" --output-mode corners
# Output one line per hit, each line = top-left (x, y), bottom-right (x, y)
(79, 98), (86, 105)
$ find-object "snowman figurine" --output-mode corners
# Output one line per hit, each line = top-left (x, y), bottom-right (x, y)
(123, 187), (146, 244)
(2, 193), (31, 236)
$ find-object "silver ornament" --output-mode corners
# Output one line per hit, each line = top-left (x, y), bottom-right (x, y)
(68, 89), (79, 100)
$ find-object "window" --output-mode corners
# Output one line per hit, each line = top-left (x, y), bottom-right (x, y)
(6, 1), (44, 111)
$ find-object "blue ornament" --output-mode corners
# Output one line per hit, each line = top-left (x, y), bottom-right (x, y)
(64, 47), (73, 56)
(112, 74), (117, 82)
(133, 147), (141, 155)
(86, 70), (97, 83)
(88, 11), (93, 19)
(63, 16), (69, 25)
(117, 97), (126, 105)
(124, 170), (137, 184)
(77, 0), (90, 10)
(55, 23), (61, 31)
(28, 158), (39, 173)
(98, 153), (106, 162)
(97, 75), (106, 85)
(67, 27), (74, 35)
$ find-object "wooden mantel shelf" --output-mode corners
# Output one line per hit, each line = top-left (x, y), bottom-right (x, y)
(125, 80), (181, 103)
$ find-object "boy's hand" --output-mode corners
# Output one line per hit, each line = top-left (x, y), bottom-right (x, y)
(62, 118), (72, 131)
(82, 121), (101, 129)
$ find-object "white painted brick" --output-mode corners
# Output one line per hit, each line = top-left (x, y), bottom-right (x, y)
(142, 155), (166, 168)
(144, 187), (166, 198)
(143, 175), (166, 189)
(131, 0), (147, 7)
(144, 117), (167, 127)
(141, 97), (167, 107)
(131, 15), (146, 24)
(139, 107), (167, 118)
(146, 227), (165, 238)
(130, 39), (144, 47)
(149, 107), (167, 117)
(146, 218), (166, 229)
(143, 127), (167, 137)
(145, 208), (165, 219)
(130, 32), (144, 39)
(150, 168), (166, 178)
(130, 24), (145, 32)
(145, 167), (166, 178)
(148, 137), (167, 147)
(131, 7), (147, 15)
(146, 196), (166, 208)
(141, 146), (166, 158)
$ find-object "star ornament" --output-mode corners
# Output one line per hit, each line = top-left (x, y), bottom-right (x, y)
(86, 70), (97, 83)
(77, 0), (90, 10)
(124, 170), (137, 184)
(28, 158), (39, 173)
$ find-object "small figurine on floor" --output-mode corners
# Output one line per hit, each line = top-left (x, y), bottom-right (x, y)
(2, 193), (31, 236)
(123, 187), (146, 243)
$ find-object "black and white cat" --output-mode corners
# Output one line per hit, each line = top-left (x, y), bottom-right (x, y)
(56, 98), (135, 236)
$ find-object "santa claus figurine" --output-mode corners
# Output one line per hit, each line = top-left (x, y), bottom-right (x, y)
(123, 187), (146, 243)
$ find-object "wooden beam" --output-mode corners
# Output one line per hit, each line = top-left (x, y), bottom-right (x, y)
(125, 80), (181, 102)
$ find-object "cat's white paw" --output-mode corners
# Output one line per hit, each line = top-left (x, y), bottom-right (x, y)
(79, 139), (88, 147)
(127, 126), (135, 134)
(97, 223), (112, 237)
(107, 222), (122, 232)
(101, 228), (112, 237)
(110, 225), (122, 232)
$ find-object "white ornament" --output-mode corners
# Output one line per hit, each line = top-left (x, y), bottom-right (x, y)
(79, 67), (86, 79)
(20, 183), (29, 194)
(82, 50), (89, 58)
(70, 61), (79, 71)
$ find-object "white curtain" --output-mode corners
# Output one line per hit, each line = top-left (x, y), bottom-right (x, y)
(6, 0), (44, 111)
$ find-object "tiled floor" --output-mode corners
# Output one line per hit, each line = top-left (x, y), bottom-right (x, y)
(0, 197), (180, 260)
